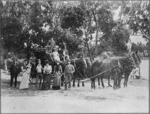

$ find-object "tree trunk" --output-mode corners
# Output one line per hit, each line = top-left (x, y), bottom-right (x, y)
(85, 33), (93, 62)
(91, 9), (98, 51)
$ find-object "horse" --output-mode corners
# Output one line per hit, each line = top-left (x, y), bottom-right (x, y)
(71, 57), (91, 87)
(90, 55), (136, 89)
(118, 56), (136, 87)
(90, 58), (122, 89)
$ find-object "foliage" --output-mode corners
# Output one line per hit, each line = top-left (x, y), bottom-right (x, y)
(118, 1), (150, 42)
(1, 1), (149, 59)
(60, 6), (85, 31)
(132, 42), (147, 53)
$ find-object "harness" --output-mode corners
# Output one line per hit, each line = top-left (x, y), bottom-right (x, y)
(80, 65), (119, 82)
(73, 59), (88, 79)
(74, 64), (88, 79)
(80, 56), (136, 83)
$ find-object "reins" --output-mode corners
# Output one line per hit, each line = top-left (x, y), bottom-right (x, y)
(74, 63), (88, 79)
(80, 65), (119, 82)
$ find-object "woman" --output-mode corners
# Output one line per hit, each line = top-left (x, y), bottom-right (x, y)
(52, 61), (62, 90)
(41, 60), (52, 90)
(19, 60), (31, 90)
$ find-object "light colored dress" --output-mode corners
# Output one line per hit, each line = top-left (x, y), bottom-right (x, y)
(19, 64), (31, 89)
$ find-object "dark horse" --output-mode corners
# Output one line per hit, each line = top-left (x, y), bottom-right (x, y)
(118, 56), (136, 87)
(72, 58), (91, 87)
(90, 58), (122, 89)
(90, 55), (136, 89)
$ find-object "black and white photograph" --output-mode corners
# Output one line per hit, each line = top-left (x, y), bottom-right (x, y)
(0, 0), (149, 113)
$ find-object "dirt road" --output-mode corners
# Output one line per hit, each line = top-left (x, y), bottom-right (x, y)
(1, 60), (149, 113)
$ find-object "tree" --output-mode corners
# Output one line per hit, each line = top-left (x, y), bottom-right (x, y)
(1, 1), (25, 52)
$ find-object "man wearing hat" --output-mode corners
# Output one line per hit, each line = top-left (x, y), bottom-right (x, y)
(9, 60), (20, 87)
(64, 60), (75, 90)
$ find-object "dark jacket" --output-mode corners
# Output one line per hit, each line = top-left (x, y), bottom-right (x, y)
(9, 64), (20, 76)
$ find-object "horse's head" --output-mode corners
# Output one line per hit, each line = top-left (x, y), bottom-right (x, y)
(119, 56), (136, 75)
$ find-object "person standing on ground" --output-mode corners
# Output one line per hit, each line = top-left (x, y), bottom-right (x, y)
(36, 59), (43, 89)
(19, 60), (31, 90)
(52, 61), (62, 90)
(64, 60), (75, 90)
(41, 60), (52, 90)
(9, 60), (20, 87)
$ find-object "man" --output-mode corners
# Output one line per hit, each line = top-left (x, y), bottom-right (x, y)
(64, 60), (75, 90)
(9, 60), (20, 87)
(36, 59), (43, 89)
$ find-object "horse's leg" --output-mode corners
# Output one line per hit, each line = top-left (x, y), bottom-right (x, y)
(77, 79), (80, 87)
(124, 79), (126, 87)
(94, 78), (96, 89)
(98, 77), (100, 86)
(126, 75), (129, 87)
(118, 73), (122, 88)
(125, 73), (130, 87)
(101, 76), (105, 88)
(82, 81), (84, 87)
(108, 74), (112, 87)
(113, 72), (118, 89)
(124, 74), (127, 87)
(113, 78), (116, 89)
(91, 79), (93, 89)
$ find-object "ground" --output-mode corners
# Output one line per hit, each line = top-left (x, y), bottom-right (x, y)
(1, 59), (149, 113)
